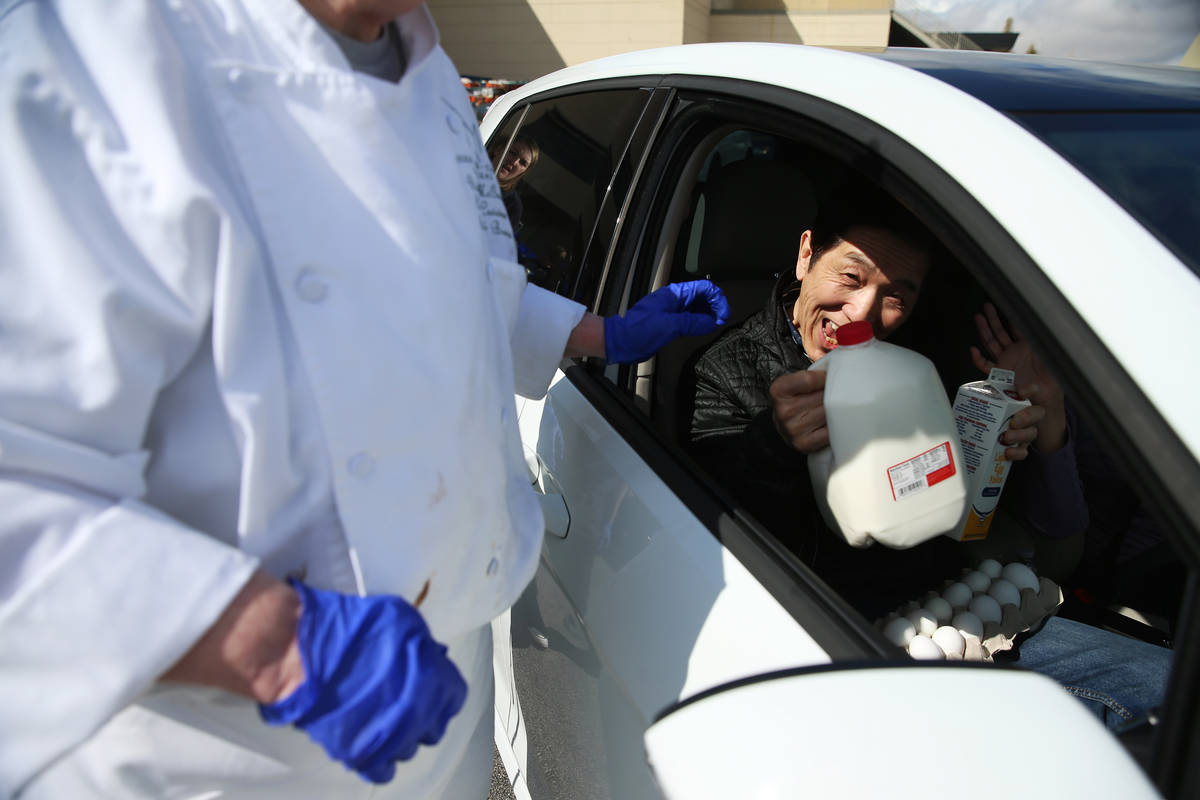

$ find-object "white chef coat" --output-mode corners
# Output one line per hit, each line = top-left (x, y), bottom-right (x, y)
(0, 0), (584, 796)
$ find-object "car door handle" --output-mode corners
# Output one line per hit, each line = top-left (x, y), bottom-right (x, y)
(535, 466), (570, 539)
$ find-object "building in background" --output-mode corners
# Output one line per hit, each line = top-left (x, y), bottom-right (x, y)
(430, 0), (1017, 85)
(440, 1), (1018, 118)
(1183, 31), (1200, 68)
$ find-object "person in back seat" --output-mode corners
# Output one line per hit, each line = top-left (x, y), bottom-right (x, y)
(686, 185), (1172, 731)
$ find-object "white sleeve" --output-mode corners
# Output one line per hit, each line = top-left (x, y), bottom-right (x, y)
(0, 479), (258, 792)
(0, 4), (257, 789)
(511, 283), (587, 399)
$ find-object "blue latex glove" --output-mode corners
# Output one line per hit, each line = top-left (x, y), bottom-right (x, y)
(603, 280), (730, 364)
(259, 579), (467, 784)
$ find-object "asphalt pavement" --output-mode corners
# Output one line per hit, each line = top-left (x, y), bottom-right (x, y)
(490, 746), (517, 800)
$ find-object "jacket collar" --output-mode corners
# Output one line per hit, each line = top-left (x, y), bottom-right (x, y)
(767, 270), (812, 373)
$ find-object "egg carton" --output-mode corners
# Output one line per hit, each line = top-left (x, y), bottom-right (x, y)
(875, 559), (1064, 662)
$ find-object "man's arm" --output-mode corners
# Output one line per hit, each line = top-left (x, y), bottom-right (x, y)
(562, 281), (731, 363)
(162, 570), (305, 704)
(563, 311), (605, 359)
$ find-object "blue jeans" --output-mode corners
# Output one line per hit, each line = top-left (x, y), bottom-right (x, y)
(1013, 616), (1173, 730)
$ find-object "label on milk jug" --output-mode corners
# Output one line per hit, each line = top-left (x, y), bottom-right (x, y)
(887, 442), (956, 501)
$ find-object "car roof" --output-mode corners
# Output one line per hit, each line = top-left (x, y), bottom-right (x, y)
(869, 48), (1200, 112)
(493, 42), (1200, 115)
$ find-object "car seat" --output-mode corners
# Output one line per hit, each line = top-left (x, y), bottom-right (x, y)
(651, 157), (818, 443)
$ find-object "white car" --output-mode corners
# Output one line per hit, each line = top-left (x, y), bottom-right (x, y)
(481, 44), (1200, 799)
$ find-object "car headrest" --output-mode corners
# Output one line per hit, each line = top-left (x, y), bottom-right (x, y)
(696, 159), (817, 279)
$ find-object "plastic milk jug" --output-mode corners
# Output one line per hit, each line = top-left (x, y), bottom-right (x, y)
(807, 321), (967, 548)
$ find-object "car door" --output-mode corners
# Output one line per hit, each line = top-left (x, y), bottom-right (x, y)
(483, 84), (886, 799)
(644, 663), (1160, 799)
(488, 65), (1200, 798)
(611, 75), (1200, 797)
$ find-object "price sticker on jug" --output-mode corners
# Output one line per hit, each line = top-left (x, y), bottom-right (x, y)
(887, 441), (957, 501)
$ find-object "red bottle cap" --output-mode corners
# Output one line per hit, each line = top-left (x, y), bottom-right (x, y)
(835, 320), (874, 346)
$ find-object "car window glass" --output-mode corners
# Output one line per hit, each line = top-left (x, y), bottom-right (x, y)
(486, 112), (524, 176)
(487, 90), (649, 302)
(1014, 111), (1200, 278)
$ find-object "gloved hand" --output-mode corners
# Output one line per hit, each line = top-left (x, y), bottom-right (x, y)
(259, 579), (467, 784)
(604, 280), (730, 364)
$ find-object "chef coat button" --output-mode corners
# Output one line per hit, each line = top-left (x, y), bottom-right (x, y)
(295, 268), (329, 303)
(348, 452), (376, 478)
(227, 68), (249, 96)
(486, 557), (500, 576)
(500, 406), (508, 424)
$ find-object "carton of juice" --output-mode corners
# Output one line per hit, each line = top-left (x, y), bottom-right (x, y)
(949, 368), (1031, 541)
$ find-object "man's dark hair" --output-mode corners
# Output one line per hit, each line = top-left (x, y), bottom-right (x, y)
(807, 183), (932, 265)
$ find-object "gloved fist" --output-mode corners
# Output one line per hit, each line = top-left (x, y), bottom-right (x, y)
(259, 579), (467, 784)
(604, 280), (730, 364)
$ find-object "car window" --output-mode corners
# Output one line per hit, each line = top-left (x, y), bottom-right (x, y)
(486, 89), (650, 303)
(1013, 111), (1200, 278)
(596, 92), (1189, 683)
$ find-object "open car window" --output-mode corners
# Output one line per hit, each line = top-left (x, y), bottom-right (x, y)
(587, 88), (1190, 775)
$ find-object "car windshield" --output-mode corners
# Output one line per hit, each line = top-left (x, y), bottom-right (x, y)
(1013, 111), (1200, 278)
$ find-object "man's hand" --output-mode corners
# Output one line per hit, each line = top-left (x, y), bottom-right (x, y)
(999, 396), (1046, 462)
(970, 303), (1067, 455)
(259, 580), (467, 784)
(603, 280), (730, 364)
(162, 571), (306, 707)
(770, 370), (829, 454)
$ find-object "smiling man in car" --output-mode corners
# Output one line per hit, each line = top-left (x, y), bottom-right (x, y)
(686, 185), (1172, 732)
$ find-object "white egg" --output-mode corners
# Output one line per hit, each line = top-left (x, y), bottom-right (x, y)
(923, 597), (954, 625)
(978, 559), (1003, 579)
(942, 582), (973, 609)
(907, 635), (945, 660)
(969, 594), (1003, 624)
(906, 607), (939, 636)
(987, 578), (1021, 608)
(963, 570), (991, 594)
(952, 611), (984, 640)
(1002, 562), (1040, 592)
(883, 617), (917, 647)
(932, 626), (965, 659)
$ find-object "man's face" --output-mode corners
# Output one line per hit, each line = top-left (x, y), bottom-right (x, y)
(792, 225), (927, 362)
